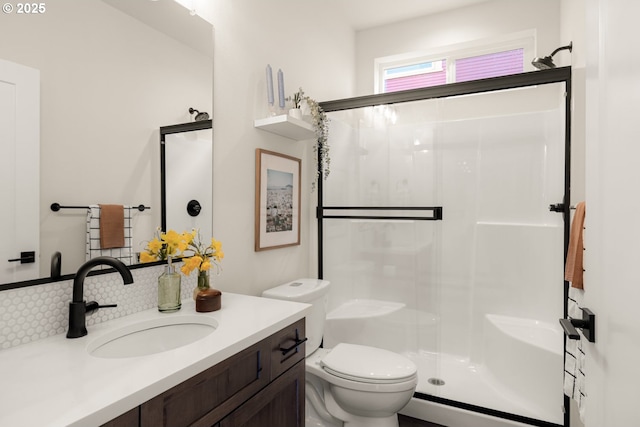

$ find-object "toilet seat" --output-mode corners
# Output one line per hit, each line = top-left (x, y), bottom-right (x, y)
(320, 343), (417, 384)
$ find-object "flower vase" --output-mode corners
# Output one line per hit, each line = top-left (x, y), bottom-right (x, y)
(194, 270), (222, 312)
(289, 108), (302, 120)
(193, 270), (210, 300)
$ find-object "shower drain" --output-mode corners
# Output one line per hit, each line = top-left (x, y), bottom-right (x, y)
(428, 378), (445, 386)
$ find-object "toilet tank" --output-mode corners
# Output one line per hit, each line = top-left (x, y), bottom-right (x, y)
(261, 278), (330, 356)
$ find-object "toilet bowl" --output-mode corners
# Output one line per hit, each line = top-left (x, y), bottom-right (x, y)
(262, 279), (418, 427)
(307, 345), (417, 427)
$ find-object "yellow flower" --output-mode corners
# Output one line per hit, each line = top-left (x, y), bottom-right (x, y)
(140, 251), (157, 263)
(180, 255), (202, 276)
(184, 230), (196, 245)
(162, 230), (182, 250)
(142, 228), (190, 261)
(178, 230), (223, 276)
(147, 238), (162, 253)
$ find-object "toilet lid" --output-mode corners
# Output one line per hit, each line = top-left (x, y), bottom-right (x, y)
(320, 343), (417, 384)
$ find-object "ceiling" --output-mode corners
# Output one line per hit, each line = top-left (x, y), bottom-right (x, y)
(101, 0), (492, 56)
(101, 0), (213, 57)
(328, 0), (492, 30)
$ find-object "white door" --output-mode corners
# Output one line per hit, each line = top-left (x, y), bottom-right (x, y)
(0, 59), (40, 284)
(583, 0), (640, 425)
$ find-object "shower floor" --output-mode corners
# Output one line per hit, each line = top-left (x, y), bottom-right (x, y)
(404, 351), (561, 424)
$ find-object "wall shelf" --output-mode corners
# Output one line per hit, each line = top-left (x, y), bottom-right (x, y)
(254, 114), (316, 141)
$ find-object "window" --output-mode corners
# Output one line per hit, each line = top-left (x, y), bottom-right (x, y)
(376, 33), (533, 93)
(383, 60), (447, 93)
(455, 49), (524, 83)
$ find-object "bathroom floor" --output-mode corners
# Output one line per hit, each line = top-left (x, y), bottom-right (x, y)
(399, 414), (445, 427)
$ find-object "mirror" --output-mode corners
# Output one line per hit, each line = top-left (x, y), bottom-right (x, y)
(161, 121), (213, 240)
(0, 0), (213, 286)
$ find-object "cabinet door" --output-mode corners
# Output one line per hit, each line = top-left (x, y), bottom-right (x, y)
(220, 360), (304, 427)
(141, 338), (271, 427)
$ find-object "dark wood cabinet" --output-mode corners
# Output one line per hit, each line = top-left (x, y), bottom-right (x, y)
(220, 360), (304, 427)
(100, 407), (139, 427)
(102, 318), (305, 427)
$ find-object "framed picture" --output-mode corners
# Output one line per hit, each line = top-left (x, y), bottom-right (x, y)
(255, 149), (301, 251)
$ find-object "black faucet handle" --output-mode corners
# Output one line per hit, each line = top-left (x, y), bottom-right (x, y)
(85, 301), (118, 315)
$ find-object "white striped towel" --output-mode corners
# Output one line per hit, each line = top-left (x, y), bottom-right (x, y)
(86, 205), (134, 265)
(564, 286), (586, 422)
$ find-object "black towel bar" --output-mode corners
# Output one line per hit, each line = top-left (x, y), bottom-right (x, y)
(50, 203), (150, 212)
(560, 307), (595, 343)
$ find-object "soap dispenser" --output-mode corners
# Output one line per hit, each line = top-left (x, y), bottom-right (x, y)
(158, 256), (181, 312)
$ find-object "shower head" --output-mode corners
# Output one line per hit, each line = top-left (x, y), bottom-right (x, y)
(532, 42), (573, 70)
(189, 107), (210, 121)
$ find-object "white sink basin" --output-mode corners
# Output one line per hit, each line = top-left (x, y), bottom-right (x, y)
(87, 315), (218, 358)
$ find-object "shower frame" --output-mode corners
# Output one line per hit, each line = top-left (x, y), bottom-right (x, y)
(316, 67), (572, 427)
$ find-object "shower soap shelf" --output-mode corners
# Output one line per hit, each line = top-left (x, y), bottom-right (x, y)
(254, 114), (316, 141)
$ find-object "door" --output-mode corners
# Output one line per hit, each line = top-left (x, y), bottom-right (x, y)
(318, 70), (570, 426)
(0, 58), (40, 284)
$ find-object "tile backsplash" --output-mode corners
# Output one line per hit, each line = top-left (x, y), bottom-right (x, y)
(0, 264), (199, 350)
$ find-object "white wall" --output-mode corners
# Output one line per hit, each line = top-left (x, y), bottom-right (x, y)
(204, 1), (356, 296)
(0, 0), (213, 276)
(583, 1), (640, 425)
(355, 0), (561, 96)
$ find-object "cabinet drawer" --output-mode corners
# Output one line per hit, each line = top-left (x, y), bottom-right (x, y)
(270, 318), (306, 380)
(141, 338), (271, 427)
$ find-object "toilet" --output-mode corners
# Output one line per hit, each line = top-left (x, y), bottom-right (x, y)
(262, 279), (417, 427)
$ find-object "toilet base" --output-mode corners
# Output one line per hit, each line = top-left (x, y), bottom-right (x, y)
(324, 382), (400, 427)
(342, 414), (398, 427)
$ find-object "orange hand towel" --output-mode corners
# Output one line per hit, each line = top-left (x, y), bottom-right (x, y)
(99, 204), (125, 249)
(565, 201), (585, 289)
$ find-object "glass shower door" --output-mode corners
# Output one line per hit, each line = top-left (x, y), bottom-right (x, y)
(319, 74), (568, 426)
(320, 102), (442, 364)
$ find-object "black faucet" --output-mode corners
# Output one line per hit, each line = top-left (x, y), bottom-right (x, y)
(66, 256), (134, 339)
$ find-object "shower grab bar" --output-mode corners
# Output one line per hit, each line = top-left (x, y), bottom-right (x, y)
(319, 206), (443, 221)
(51, 203), (150, 212)
(559, 307), (595, 343)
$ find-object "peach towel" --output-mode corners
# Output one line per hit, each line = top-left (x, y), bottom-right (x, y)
(565, 201), (585, 289)
(99, 204), (125, 249)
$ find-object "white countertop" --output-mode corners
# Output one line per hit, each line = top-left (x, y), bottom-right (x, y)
(0, 293), (310, 427)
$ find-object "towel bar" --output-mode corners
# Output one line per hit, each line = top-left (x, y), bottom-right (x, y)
(51, 203), (150, 212)
(560, 307), (595, 343)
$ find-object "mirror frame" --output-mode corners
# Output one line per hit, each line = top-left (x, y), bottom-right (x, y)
(160, 120), (213, 233)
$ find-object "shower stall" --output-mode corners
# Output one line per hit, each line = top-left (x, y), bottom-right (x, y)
(317, 68), (571, 427)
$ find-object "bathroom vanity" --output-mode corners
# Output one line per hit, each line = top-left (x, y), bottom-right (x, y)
(0, 293), (310, 427)
(106, 318), (305, 427)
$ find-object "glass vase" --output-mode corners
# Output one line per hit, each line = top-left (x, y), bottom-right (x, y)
(198, 270), (210, 290)
(193, 269), (210, 300)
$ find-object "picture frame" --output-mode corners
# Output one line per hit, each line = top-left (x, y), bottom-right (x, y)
(255, 149), (301, 251)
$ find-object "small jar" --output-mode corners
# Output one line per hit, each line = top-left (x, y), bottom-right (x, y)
(158, 257), (181, 312)
(196, 288), (221, 312)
